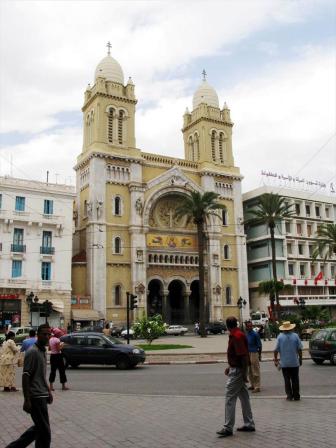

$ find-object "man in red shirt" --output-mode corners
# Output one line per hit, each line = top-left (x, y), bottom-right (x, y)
(217, 316), (256, 437)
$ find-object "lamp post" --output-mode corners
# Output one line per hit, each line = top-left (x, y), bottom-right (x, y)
(26, 292), (39, 326)
(237, 296), (247, 329)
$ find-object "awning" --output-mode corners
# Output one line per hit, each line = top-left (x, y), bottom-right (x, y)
(71, 309), (101, 321)
(51, 300), (65, 313)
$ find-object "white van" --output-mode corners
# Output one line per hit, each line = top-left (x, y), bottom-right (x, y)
(250, 311), (268, 326)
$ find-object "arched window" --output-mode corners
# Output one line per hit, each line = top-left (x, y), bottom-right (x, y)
(84, 200), (88, 217)
(148, 254), (152, 263)
(154, 255), (158, 263)
(222, 209), (228, 225)
(185, 256), (189, 264)
(170, 255), (174, 263)
(194, 134), (200, 160)
(219, 133), (224, 163)
(115, 285), (121, 306)
(175, 255), (179, 263)
(211, 131), (216, 162)
(224, 244), (230, 259)
(108, 108), (114, 143)
(159, 255), (163, 263)
(190, 256), (194, 264)
(114, 196), (121, 216)
(118, 110), (124, 144)
(189, 136), (194, 161)
(226, 286), (232, 305)
(114, 237), (121, 254)
(180, 256), (184, 263)
(195, 257), (199, 264)
(164, 255), (169, 263)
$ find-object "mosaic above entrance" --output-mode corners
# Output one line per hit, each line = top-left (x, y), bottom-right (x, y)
(147, 234), (196, 249)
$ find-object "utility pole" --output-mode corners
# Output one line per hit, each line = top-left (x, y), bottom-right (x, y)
(126, 292), (138, 345)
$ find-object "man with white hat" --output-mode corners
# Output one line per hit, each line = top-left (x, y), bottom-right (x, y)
(273, 321), (303, 401)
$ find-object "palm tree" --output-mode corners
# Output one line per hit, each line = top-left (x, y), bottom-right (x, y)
(313, 223), (336, 261)
(244, 193), (294, 317)
(258, 280), (292, 319)
(175, 191), (225, 337)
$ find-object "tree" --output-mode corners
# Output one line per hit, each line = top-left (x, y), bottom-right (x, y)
(133, 314), (166, 344)
(245, 193), (294, 317)
(258, 280), (292, 319)
(175, 191), (226, 337)
(313, 223), (336, 261)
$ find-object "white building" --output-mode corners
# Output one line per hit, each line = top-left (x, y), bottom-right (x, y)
(243, 185), (336, 318)
(0, 176), (75, 329)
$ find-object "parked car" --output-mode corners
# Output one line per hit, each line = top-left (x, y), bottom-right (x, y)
(0, 326), (36, 345)
(120, 328), (136, 339)
(165, 325), (188, 336)
(309, 328), (336, 365)
(205, 322), (227, 335)
(60, 332), (145, 369)
(79, 325), (103, 333)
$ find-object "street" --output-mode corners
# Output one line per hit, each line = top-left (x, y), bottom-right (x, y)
(1, 360), (335, 448)
(37, 360), (336, 397)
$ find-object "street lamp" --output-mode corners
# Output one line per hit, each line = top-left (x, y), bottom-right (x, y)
(237, 296), (247, 328)
(26, 292), (39, 326)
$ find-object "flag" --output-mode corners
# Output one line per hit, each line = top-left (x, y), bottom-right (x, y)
(314, 272), (323, 281)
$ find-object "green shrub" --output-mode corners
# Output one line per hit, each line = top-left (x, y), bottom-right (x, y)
(133, 314), (166, 344)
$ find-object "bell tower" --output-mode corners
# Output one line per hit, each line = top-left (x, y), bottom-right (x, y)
(182, 71), (234, 167)
(81, 42), (137, 154)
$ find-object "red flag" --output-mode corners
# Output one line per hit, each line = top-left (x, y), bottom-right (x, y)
(314, 272), (323, 281)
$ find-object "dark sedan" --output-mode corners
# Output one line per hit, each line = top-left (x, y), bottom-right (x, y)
(309, 328), (336, 365)
(60, 332), (145, 369)
(205, 322), (227, 335)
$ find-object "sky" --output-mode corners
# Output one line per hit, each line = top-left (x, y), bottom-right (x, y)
(0, 0), (335, 194)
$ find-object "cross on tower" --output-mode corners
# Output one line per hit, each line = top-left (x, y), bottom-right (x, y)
(202, 69), (207, 81)
(106, 41), (112, 55)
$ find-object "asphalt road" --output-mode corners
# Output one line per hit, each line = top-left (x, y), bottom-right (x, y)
(37, 360), (336, 397)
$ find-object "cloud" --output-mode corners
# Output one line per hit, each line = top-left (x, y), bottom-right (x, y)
(0, 0), (327, 133)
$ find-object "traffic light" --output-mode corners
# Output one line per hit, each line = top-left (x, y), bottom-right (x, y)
(129, 294), (138, 310)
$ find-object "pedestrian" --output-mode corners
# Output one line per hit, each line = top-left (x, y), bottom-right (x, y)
(194, 322), (199, 335)
(216, 316), (255, 438)
(6, 324), (53, 448)
(245, 321), (262, 393)
(49, 328), (69, 391)
(20, 329), (37, 353)
(103, 323), (112, 336)
(0, 331), (20, 392)
(264, 319), (272, 341)
(273, 321), (303, 401)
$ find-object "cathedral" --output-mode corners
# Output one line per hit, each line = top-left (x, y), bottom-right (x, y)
(72, 45), (249, 325)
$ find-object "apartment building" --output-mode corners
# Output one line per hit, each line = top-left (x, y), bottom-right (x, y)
(243, 186), (336, 318)
(0, 176), (75, 329)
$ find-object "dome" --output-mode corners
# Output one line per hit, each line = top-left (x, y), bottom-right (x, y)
(192, 79), (219, 109)
(94, 55), (124, 85)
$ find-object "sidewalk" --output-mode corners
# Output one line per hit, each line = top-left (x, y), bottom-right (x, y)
(1, 390), (334, 448)
(141, 335), (310, 364)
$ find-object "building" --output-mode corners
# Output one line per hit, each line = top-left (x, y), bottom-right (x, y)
(72, 47), (249, 326)
(0, 176), (75, 329)
(243, 185), (336, 317)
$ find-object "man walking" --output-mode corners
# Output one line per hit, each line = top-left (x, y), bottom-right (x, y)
(274, 321), (303, 401)
(20, 329), (37, 353)
(217, 316), (255, 438)
(246, 321), (262, 393)
(6, 324), (53, 448)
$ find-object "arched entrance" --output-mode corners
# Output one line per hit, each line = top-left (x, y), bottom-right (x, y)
(168, 280), (185, 324)
(147, 280), (163, 317)
(189, 280), (200, 323)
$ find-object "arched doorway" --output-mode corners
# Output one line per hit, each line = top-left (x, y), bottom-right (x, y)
(189, 280), (200, 323)
(168, 280), (185, 324)
(147, 280), (163, 317)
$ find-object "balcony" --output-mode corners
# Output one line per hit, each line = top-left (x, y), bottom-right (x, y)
(11, 244), (26, 253)
(40, 246), (55, 255)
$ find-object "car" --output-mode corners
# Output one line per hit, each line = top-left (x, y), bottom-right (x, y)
(205, 322), (227, 335)
(165, 325), (188, 336)
(120, 328), (136, 339)
(79, 325), (103, 333)
(60, 332), (145, 369)
(309, 328), (336, 365)
(0, 326), (36, 345)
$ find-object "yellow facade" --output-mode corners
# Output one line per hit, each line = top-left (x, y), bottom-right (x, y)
(72, 50), (248, 325)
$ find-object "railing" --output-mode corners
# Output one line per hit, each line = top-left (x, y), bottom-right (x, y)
(11, 244), (26, 253)
(40, 246), (55, 255)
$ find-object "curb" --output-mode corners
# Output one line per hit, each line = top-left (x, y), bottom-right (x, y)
(144, 356), (311, 366)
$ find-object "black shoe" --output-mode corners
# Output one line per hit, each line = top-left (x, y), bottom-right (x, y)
(293, 397), (300, 401)
(286, 396), (293, 401)
(237, 426), (256, 432)
(216, 428), (233, 437)
(248, 386), (254, 390)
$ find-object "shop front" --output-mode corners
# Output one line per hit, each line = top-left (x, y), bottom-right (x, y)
(0, 294), (22, 330)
